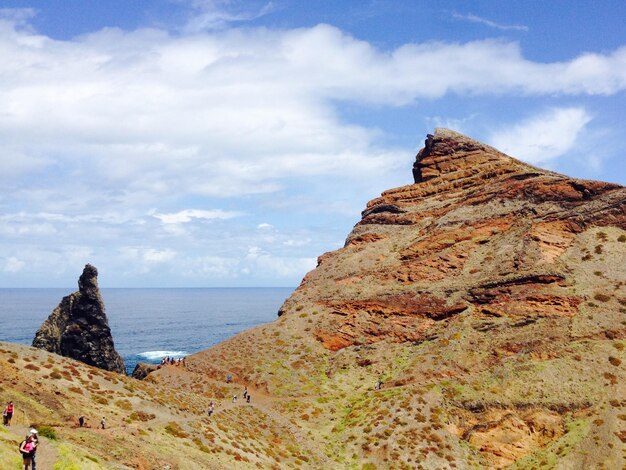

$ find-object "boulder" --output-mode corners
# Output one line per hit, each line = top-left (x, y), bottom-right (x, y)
(131, 362), (160, 380)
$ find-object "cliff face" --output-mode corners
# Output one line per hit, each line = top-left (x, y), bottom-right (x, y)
(185, 129), (625, 469)
(33, 264), (125, 373)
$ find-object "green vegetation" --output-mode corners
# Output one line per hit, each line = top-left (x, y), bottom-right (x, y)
(37, 426), (57, 440)
(164, 422), (189, 438)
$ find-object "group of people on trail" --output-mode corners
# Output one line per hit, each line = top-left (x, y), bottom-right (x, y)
(209, 383), (252, 417)
(18, 428), (38, 470)
(3, 401), (14, 425)
(160, 356), (185, 366)
(76, 414), (105, 429)
(231, 386), (252, 404)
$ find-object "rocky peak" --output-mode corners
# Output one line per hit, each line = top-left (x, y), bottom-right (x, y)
(412, 128), (534, 184)
(32, 264), (125, 373)
(78, 263), (100, 300)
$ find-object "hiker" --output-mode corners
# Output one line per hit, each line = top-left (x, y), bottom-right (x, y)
(207, 402), (214, 417)
(101, 417), (106, 429)
(375, 379), (383, 390)
(4, 401), (14, 425)
(246, 394), (251, 404)
(182, 356), (186, 367)
(79, 415), (85, 427)
(29, 429), (38, 470)
(19, 434), (36, 470)
(226, 373), (232, 383)
(232, 394), (238, 403)
(243, 386), (248, 399)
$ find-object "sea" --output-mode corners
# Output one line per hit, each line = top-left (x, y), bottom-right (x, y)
(0, 288), (293, 375)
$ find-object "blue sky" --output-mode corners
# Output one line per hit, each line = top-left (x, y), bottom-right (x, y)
(1, 0), (625, 287)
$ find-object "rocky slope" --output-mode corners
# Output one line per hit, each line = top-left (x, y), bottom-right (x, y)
(33, 264), (125, 373)
(182, 129), (626, 468)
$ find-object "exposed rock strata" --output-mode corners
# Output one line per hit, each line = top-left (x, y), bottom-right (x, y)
(33, 264), (125, 373)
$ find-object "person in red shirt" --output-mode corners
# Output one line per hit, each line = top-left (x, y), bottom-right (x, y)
(4, 401), (14, 426)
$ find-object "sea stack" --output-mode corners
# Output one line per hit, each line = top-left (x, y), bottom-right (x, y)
(33, 264), (125, 373)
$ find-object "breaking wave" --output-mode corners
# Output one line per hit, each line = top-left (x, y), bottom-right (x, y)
(137, 350), (187, 360)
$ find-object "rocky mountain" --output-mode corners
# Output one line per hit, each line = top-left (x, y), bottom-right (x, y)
(181, 129), (626, 468)
(32, 264), (125, 373)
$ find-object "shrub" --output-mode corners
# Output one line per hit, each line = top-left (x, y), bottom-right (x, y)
(130, 411), (155, 422)
(37, 426), (57, 440)
(49, 371), (63, 380)
(594, 293), (611, 302)
(115, 399), (133, 411)
(604, 372), (618, 385)
(92, 396), (109, 405)
(165, 422), (188, 438)
(24, 363), (40, 371)
(609, 356), (622, 367)
(618, 234), (626, 242)
(595, 245), (603, 254)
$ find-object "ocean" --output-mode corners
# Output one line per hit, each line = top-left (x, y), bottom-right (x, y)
(0, 288), (293, 374)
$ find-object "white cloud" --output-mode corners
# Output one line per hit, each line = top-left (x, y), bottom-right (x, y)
(489, 107), (592, 164)
(144, 249), (176, 263)
(118, 247), (177, 273)
(182, 0), (275, 32)
(0, 8), (36, 27)
(152, 209), (241, 224)
(245, 246), (316, 277)
(453, 12), (528, 32)
(1, 21), (625, 191)
(257, 223), (274, 230)
(283, 238), (311, 247)
(3, 256), (25, 273)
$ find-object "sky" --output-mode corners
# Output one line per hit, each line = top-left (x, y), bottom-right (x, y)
(0, 0), (625, 287)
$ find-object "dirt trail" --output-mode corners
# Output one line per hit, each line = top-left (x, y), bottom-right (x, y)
(208, 385), (333, 467)
(9, 424), (60, 469)
(148, 367), (333, 466)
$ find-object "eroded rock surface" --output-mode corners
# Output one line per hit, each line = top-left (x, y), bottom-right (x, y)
(33, 264), (125, 373)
